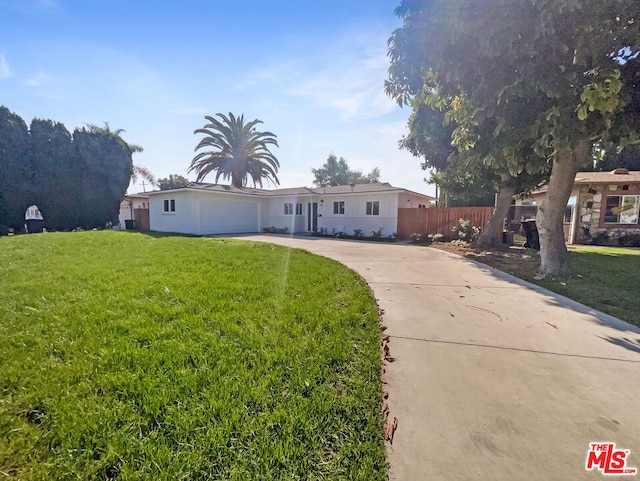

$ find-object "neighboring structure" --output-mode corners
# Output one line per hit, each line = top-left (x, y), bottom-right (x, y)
(25, 205), (44, 233)
(531, 169), (640, 245)
(118, 194), (150, 230)
(147, 182), (434, 236)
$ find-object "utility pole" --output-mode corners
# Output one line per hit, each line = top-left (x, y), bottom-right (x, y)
(140, 181), (148, 193)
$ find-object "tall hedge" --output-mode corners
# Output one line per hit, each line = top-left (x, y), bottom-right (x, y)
(0, 107), (31, 231)
(0, 106), (134, 233)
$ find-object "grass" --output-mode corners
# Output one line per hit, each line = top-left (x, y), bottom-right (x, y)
(457, 244), (640, 327)
(0, 231), (386, 480)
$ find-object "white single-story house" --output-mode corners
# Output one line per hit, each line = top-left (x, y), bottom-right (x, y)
(147, 182), (435, 236)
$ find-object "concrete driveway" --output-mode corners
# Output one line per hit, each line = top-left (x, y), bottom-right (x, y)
(231, 235), (640, 480)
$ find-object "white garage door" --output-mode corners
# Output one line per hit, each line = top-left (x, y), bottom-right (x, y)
(199, 200), (259, 234)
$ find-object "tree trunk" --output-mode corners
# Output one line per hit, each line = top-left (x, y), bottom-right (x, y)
(476, 181), (516, 249)
(536, 139), (591, 277)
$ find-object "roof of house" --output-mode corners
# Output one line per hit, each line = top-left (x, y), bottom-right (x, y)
(147, 182), (435, 200)
(573, 169), (640, 184)
(124, 193), (150, 199)
(531, 169), (640, 196)
(175, 183), (269, 196)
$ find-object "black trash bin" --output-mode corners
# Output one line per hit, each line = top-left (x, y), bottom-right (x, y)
(125, 219), (136, 230)
(521, 219), (539, 250)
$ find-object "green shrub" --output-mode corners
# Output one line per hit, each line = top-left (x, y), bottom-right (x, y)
(262, 226), (289, 234)
(591, 231), (609, 246)
(409, 232), (424, 244)
(370, 227), (384, 238)
(618, 233), (640, 247)
(452, 218), (480, 242)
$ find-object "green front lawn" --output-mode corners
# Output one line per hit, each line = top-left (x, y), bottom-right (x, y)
(0, 232), (386, 480)
(544, 246), (640, 326)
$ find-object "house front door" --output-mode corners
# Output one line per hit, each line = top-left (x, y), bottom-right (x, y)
(307, 202), (318, 232)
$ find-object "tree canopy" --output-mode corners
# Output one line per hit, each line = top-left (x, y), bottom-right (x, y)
(311, 154), (380, 187)
(189, 113), (280, 188)
(0, 106), (136, 233)
(158, 174), (190, 190)
(394, 63), (549, 246)
(597, 144), (640, 172)
(387, 0), (640, 274)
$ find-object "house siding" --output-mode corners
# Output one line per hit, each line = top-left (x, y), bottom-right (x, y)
(150, 190), (200, 234)
(317, 192), (399, 236)
(267, 196), (308, 233)
(398, 192), (432, 208)
(573, 182), (640, 245)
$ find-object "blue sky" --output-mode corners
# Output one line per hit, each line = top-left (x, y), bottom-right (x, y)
(0, 0), (434, 195)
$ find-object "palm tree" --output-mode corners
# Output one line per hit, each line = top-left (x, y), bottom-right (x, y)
(131, 165), (157, 192)
(189, 113), (280, 188)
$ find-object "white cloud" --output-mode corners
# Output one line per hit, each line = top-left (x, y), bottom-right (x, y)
(0, 0), (60, 13)
(376, 120), (410, 138)
(0, 53), (13, 79)
(238, 27), (397, 121)
(25, 70), (54, 86)
(169, 107), (210, 116)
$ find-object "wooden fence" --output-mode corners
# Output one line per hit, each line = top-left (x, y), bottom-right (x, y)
(133, 208), (150, 231)
(397, 207), (496, 240)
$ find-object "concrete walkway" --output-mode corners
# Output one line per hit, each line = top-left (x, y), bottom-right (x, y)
(231, 235), (640, 480)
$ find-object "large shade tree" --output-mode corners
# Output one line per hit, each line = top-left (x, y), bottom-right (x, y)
(158, 174), (190, 190)
(189, 113), (280, 188)
(311, 153), (380, 187)
(397, 77), (549, 248)
(387, 0), (640, 275)
(598, 144), (640, 172)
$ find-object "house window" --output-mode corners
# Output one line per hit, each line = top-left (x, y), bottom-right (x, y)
(163, 199), (176, 213)
(366, 201), (380, 216)
(333, 201), (345, 215)
(604, 195), (640, 224)
(295, 203), (303, 215)
(284, 203), (294, 215)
